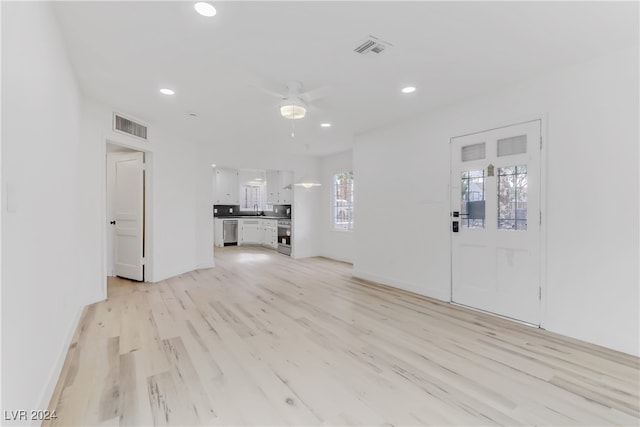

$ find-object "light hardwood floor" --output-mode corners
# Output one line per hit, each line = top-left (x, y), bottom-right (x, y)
(46, 246), (639, 426)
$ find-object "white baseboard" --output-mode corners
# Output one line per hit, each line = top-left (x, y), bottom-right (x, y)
(196, 261), (215, 270)
(352, 269), (451, 303)
(318, 252), (354, 265)
(35, 303), (88, 424)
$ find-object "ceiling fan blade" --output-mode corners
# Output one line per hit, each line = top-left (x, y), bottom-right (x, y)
(301, 85), (329, 102)
(306, 97), (331, 113)
(247, 74), (291, 98)
(249, 83), (284, 99)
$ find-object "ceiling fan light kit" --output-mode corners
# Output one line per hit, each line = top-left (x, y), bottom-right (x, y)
(280, 97), (307, 120)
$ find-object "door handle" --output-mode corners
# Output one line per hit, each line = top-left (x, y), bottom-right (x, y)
(110, 220), (116, 225)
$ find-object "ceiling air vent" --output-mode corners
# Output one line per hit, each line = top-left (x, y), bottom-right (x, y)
(113, 113), (148, 140)
(354, 35), (393, 55)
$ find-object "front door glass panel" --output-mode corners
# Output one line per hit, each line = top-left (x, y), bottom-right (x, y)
(498, 165), (528, 230)
(461, 170), (485, 229)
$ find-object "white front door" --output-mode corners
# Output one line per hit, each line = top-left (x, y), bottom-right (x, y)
(113, 152), (144, 281)
(451, 120), (541, 325)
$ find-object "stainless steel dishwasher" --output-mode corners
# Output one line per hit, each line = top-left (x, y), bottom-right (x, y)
(223, 220), (238, 246)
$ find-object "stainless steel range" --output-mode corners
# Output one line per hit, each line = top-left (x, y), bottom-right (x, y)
(277, 219), (291, 256)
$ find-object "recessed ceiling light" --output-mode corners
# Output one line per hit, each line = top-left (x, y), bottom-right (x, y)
(401, 86), (416, 94)
(194, 2), (216, 17)
(160, 88), (175, 95)
(211, 164), (216, 168)
(320, 123), (332, 128)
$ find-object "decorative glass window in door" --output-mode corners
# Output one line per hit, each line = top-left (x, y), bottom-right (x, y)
(461, 170), (485, 228)
(498, 165), (527, 230)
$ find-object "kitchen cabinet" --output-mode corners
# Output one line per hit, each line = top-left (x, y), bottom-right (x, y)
(268, 227), (278, 249)
(262, 219), (278, 249)
(214, 168), (239, 204)
(266, 170), (293, 204)
(259, 223), (266, 244)
(266, 170), (279, 204)
(215, 218), (279, 250)
(278, 170), (293, 204)
(240, 219), (261, 245)
(214, 218), (224, 247)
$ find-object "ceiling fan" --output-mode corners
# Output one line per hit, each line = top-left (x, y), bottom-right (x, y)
(252, 80), (327, 120)
(280, 81), (308, 120)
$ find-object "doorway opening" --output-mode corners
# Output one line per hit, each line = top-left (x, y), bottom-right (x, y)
(106, 142), (151, 285)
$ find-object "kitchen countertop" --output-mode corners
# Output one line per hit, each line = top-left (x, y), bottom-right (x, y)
(214, 216), (287, 220)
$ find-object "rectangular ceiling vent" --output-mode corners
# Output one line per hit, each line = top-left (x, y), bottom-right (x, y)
(113, 113), (148, 141)
(354, 35), (393, 55)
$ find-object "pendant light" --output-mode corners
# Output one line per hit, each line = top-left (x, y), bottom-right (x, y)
(294, 178), (322, 188)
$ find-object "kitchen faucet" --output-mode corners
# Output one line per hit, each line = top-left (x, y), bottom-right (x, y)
(254, 203), (259, 216)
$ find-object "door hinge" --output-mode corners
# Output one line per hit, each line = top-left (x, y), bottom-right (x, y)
(142, 257), (146, 265)
(539, 287), (542, 300)
(539, 211), (542, 225)
(540, 136), (542, 150)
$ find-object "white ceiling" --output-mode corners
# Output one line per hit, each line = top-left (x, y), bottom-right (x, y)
(53, 1), (638, 156)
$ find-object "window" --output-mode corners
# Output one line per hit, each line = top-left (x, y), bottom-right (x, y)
(461, 142), (486, 162)
(240, 184), (263, 211)
(333, 171), (354, 231)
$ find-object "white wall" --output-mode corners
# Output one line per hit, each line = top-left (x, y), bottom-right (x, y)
(2, 3), (214, 417)
(150, 126), (200, 278)
(319, 150), (355, 263)
(353, 47), (639, 356)
(1, 2), (103, 420)
(82, 99), (203, 281)
(196, 141), (321, 259)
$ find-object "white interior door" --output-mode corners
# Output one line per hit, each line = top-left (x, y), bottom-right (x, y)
(451, 120), (541, 325)
(113, 152), (144, 281)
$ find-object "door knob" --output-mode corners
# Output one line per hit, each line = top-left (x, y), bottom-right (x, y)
(110, 220), (116, 225)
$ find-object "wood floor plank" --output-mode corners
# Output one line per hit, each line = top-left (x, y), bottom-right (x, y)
(98, 336), (120, 422)
(119, 349), (154, 426)
(161, 337), (217, 424)
(46, 246), (640, 426)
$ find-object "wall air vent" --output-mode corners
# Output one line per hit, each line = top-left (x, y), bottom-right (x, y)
(354, 35), (393, 55)
(113, 113), (148, 140)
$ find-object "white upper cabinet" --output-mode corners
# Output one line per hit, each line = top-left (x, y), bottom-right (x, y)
(266, 169), (279, 205)
(215, 168), (292, 206)
(214, 168), (239, 204)
(279, 170), (293, 204)
(266, 169), (293, 204)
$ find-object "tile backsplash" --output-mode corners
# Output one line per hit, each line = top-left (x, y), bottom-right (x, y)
(271, 204), (291, 218)
(213, 205), (238, 217)
(214, 204), (291, 218)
